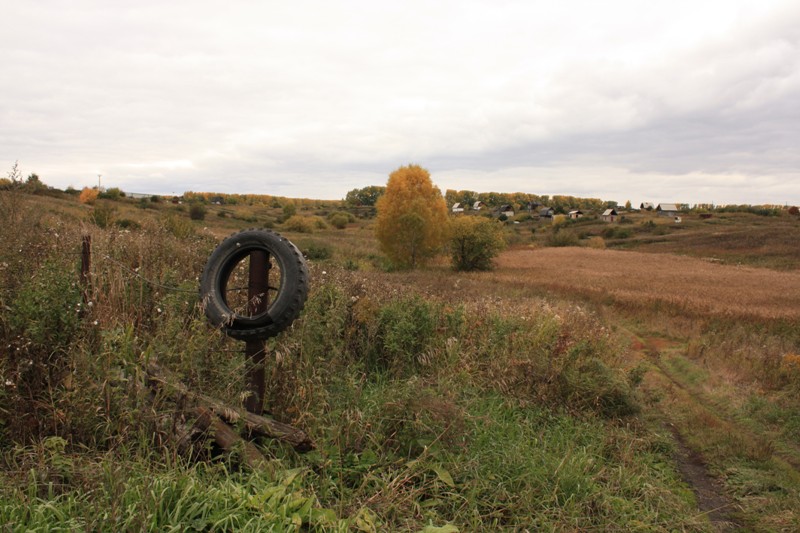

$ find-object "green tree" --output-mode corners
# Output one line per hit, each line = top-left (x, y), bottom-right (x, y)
(375, 165), (448, 269)
(23, 173), (47, 194)
(449, 216), (505, 271)
(345, 185), (385, 206)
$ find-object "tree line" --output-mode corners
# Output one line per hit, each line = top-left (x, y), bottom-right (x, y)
(346, 183), (614, 213)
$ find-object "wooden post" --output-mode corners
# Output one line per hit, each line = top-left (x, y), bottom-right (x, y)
(79, 234), (91, 318)
(244, 250), (269, 414)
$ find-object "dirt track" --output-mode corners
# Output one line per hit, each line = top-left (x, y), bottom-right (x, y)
(494, 247), (800, 320)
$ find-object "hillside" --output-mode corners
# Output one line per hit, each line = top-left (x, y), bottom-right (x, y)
(1, 190), (798, 531)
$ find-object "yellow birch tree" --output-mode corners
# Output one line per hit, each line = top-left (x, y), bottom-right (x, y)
(375, 164), (449, 269)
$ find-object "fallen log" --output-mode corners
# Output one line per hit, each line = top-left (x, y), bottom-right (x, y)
(146, 361), (314, 454)
(193, 406), (269, 470)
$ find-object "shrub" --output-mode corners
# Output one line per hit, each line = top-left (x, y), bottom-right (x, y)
(98, 187), (124, 200)
(449, 216), (506, 271)
(89, 202), (116, 228)
(545, 230), (579, 247)
(282, 202), (297, 219)
(328, 213), (351, 229)
(312, 216), (328, 230)
(162, 214), (195, 238)
(188, 203), (207, 221)
(9, 259), (81, 355)
(601, 227), (631, 239)
(114, 218), (140, 230)
(343, 258), (360, 271)
(303, 242), (333, 260)
(327, 210), (355, 223)
(79, 187), (99, 205)
(283, 215), (316, 233)
(586, 236), (606, 249)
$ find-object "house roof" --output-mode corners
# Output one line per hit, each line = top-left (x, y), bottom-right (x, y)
(657, 203), (679, 211)
(539, 207), (553, 216)
(452, 202), (462, 209)
(499, 204), (513, 211)
(568, 210), (583, 215)
(602, 209), (618, 216)
(473, 201), (483, 208)
(640, 202), (654, 209)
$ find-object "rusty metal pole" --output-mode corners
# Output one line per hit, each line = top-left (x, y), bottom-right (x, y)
(79, 234), (91, 318)
(244, 250), (269, 414)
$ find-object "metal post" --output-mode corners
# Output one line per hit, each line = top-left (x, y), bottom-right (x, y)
(244, 250), (269, 414)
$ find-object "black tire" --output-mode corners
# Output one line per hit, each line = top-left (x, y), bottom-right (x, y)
(200, 229), (309, 340)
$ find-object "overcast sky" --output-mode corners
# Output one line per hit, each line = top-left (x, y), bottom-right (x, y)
(2, 0), (799, 205)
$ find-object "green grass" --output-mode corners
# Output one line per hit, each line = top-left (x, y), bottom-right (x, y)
(2, 191), (799, 531)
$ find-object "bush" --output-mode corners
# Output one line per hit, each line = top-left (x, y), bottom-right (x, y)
(302, 242), (333, 260)
(79, 187), (99, 205)
(601, 226), (632, 239)
(282, 215), (316, 233)
(188, 203), (207, 221)
(98, 187), (124, 200)
(89, 202), (116, 228)
(586, 236), (606, 249)
(545, 230), (579, 247)
(162, 215), (195, 238)
(328, 213), (351, 229)
(115, 218), (141, 230)
(449, 216), (506, 271)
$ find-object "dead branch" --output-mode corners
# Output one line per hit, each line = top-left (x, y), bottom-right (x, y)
(146, 361), (314, 453)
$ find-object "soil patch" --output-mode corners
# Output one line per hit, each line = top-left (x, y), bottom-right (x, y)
(668, 427), (741, 531)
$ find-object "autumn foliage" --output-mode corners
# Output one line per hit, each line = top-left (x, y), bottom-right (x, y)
(375, 165), (449, 269)
(79, 187), (99, 205)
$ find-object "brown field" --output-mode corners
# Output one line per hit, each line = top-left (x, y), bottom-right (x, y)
(492, 246), (800, 320)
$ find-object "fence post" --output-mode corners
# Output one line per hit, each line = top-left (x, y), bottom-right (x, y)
(80, 234), (91, 318)
(244, 250), (269, 414)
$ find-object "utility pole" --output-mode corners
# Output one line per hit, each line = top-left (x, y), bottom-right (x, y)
(97, 174), (102, 191)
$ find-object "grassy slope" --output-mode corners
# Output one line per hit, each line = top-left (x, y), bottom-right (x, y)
(1, 191), (798, 531)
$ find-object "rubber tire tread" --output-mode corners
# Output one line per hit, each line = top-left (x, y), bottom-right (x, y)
(200, 229), (309, 340)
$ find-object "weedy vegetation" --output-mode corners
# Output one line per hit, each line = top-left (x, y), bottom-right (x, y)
(1, 187), (799, 531)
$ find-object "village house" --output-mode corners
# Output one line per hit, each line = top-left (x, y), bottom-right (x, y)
(640, 202), (654, 210)
(452, 202), (465, 213)
(656, 203), (680, 217)
(538, 207), (554, 219)
(601, 208), (618, 222)
(568, 210), (584, 219)
(473, 201), (485, 211)
(498, 204), (515, 218)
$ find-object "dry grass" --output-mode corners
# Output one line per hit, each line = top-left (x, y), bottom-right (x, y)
(492, 247), (800, 320)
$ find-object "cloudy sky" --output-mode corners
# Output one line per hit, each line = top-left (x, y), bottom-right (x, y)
(2, 0), (799, 205)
